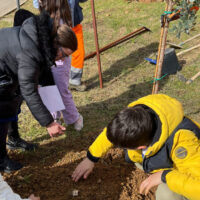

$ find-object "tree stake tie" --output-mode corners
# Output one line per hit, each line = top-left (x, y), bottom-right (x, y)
(151, 74), (168, 83)
(161, 11), (173, 27)
(163, 11), (173, 15)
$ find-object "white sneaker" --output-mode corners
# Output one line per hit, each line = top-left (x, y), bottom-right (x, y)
(74, 115), (83, 131)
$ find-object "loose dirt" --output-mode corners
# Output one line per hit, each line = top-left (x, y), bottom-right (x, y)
(3, 136), (155, 200)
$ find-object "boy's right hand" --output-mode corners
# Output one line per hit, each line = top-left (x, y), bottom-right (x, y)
(29, 194), (40, 200)
(46, 122), (66, 137)
(72, 158), (94, 182)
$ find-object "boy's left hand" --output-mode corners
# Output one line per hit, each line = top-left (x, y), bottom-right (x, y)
(139, 171), (163, 195)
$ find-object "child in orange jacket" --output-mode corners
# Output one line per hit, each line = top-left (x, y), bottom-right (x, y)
(68, 0), (88, 92)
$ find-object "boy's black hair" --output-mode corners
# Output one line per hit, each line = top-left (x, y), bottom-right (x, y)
(107, 105), (157, 149)
(13, 9), (34, 27)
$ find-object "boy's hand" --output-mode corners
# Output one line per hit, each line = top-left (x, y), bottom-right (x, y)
(29, 194), (40, 200)
(139, 171), (163, 195)
(46, 122), (66, 137)
(72, 158), (94, 182)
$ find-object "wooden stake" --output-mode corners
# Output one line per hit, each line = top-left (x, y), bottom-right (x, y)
(91, 0), (103, 88)
(179, 33), (200, 46)
(186, 71), (200, 84)
(167, 33), (200, 49)
(152, 0), (173, 94)
(177, 43), (200, 56)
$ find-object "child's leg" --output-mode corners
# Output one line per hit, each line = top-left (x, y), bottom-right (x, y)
(156, 183), (188, 200)
(51, 58), (79, 125)
(70, 24), (85, 86)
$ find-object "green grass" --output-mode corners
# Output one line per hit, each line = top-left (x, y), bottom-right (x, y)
(1, 0), (200, 145)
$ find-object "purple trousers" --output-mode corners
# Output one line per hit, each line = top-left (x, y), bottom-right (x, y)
(51, 57), (79, 125)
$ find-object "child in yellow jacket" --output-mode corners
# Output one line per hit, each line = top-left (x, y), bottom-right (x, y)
(72, 94), (200, 200)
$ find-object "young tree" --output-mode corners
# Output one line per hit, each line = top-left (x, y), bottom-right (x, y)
(170, 0), (199, 37)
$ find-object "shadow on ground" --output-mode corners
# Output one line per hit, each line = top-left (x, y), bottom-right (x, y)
(86, 42), (159, 90)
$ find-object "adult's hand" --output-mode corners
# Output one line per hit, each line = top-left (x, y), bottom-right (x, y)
(72, 158), (95, 182)
(46, 122), (66, 137)
(29, 194), (40, 200)
(139, 171), (163, 195)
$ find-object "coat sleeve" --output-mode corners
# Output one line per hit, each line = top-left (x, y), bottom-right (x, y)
(0, 174), (29, 200)
(164, 170), (200, 200)
(87, 128), (113, 162)
(162, 130), (200, 200)
(17, 53), (54, 127)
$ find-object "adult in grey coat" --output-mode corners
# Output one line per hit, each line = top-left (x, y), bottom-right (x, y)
(0, 11), (77, 172)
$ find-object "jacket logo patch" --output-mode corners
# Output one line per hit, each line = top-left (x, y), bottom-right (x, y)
(175, 146), (187, 159)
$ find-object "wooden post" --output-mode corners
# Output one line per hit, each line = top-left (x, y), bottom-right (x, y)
(16, 0), (20, 10)
(90, 0), (103, 88)
(152, 0), (174, 94)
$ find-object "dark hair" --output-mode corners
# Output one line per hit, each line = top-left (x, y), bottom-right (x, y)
(39, 0), (72, 33)
(13, 9), (34, 26)
(55, 24), (77, 52)
(38, 0), (76, 52)
(34, 11), (57, 67)
(107, 105), (156, 149)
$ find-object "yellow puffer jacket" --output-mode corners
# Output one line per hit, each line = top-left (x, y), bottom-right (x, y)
(88, 94), (200, 200)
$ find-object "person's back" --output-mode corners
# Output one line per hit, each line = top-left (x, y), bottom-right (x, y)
(0, 27), (22, 75)
(0, 15), (55, 96)
(0, 14), (52, 78)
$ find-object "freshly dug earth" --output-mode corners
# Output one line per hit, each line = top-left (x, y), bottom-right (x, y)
(3, 136), (155, 200)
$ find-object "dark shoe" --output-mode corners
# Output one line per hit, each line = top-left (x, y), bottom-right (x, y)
(69, 83), (87, 92)
(0, 156), (23, 173)
(7, 137), (38, 151)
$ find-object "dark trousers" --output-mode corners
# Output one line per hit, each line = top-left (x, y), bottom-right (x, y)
(0, 122), (9, 160)
(8, 121), (20, 139)
(0, 121), (20, 161)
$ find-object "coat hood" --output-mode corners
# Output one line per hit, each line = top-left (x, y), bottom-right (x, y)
(19, 11), (56, 69)
(128, 94), (184, 157)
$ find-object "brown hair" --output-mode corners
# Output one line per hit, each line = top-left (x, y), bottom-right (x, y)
(107, 105), (156, 149)
(39, 0), (72, 32)
(55, 24), (77, 52)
